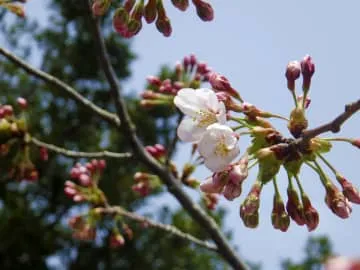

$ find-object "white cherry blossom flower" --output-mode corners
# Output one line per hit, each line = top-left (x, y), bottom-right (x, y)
(198, 123), (240, 172)
(174, 88), (226, 142)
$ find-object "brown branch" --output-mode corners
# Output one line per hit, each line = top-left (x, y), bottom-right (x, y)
(31, 137), (132, 159)
(0, 47), (120, 127)
(85, 2), (248, 269)
(99, 206), (218, 252)
(301, 98), (360, 140)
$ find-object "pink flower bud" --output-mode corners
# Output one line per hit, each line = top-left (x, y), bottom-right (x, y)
(155, 15), (172, 37)
(271, 196), (290, 232)
(92, 0), (111, 16)
(192, 0), (214, 21)
(286, 188), (306, 226)
(3, 105), (13, 117)
(240, 182), (262, 228)
(146, 75), (162, 87)
(351, 139), (360, 149)
(64, 186), (77, 198)
(144, 0), (157, 23)
(70, 167), (81, 179)
(336, 174), (360, 204)
(113, 8), (129, 35)
(302, 194), (319, 231)
(209, 72), (240, 98)
(325, 184), (352, 219)
(171, 0), (189, 11)
(285, 61), (301, 91)
(300, 55), (315, 92)
(79, 173), (92, 187)
(17, 97), (28, 109)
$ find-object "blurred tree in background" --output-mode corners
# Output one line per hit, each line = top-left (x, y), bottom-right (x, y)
(0, 1), (229, 269)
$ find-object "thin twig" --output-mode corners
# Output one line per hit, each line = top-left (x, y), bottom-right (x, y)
(301, 98), (360, 140)
(31, 137), (132, 159)
(0, 46), (120, 127)
(85, 2), (248, 269)
(101, 206), (218, 252)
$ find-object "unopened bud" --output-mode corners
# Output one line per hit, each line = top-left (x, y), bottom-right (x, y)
(155, 15), (172, 37)
(192, 0), (214, 21)
(286, 187), (305, 225)
(240, 182), (262, 228)
(285, 61), (301, 91)
(288, 107), (308, 138)
(271, 196), (290, 232)
(17, 97), (28, 109)
(351, 139), (360, 149)
(325, 183), (352, 219)
(301, 194), (319, 231)
(300, 55), (315, 92)
(336, 174), (360, 204)
(110, 233), (125, 248)
(144, 0), (157, 23)
(92, 0), (111, 16)
(172, 0), (189, 11)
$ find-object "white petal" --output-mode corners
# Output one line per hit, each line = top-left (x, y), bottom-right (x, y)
(216, 102), (227, 124)
(196, 88), (219, 112)
(204, 156), (232, 172)
(174, 88), (202, 117)
(177, 117), (206, 142)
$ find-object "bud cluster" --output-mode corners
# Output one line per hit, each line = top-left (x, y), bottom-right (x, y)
(64, 159), (106, 203)
(68, 209), (133, 249)
(0, 0), (26, 17)
(92, 0), (214, 38)
(0, 97), (40, 182)
(140, 54), (212, 109)
(171, 54), (360, 231)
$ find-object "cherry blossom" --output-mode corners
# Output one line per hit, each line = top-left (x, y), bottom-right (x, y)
(198, 123), (240, 172)
(174, 88), (226, 142)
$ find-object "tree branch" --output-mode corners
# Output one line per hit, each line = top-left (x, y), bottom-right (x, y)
(99, 206), (218, 252)
(85, 2), (248, 269)
(301, 98), (360, 140)
(31, 137), (132, 159)
(0, 46), (120, 127)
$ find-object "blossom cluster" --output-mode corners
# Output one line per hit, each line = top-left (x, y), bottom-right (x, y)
(169, 55), (360, 231)
(91, 0), (214, 38)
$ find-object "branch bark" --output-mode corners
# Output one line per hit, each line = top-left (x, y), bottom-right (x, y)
(99, 206), (218, 252)
(300, 98), (360, 141)
(31, 137), (132, 159)
(85, 2), (248, 269)
(0, 47), (120, 127)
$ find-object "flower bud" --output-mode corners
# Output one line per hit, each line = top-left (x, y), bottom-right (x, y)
(286, 187), (305, 225)
(192, 0), (214, 21)
(285, 61), (301, 91)
(156, 1), (172, 37)
(271, 196), (290, 232)
(203, 193), (219, 210)
(240, 182), (262, 228)
(172, 0), (189, 11)
(17, 97), (28, 109)
(146, 75), (162, 87)
(351, 139), (360, 149)
(113, 8), (129, 35)
(301, 194), (319, 231)
(300, 55), (315, 92)
(336, 174), (360, 204)
(325, 183), (352, 219)
(209, 72), (240, 98)
(92, 0), (111, 16)
(155, 15), (172, 37)
(144, 0), (157, 23)
(40, 147), (48, 161)
(288, 107), (308, 138)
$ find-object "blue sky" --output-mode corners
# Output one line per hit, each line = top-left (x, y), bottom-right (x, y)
(8, 1), (360, 269)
